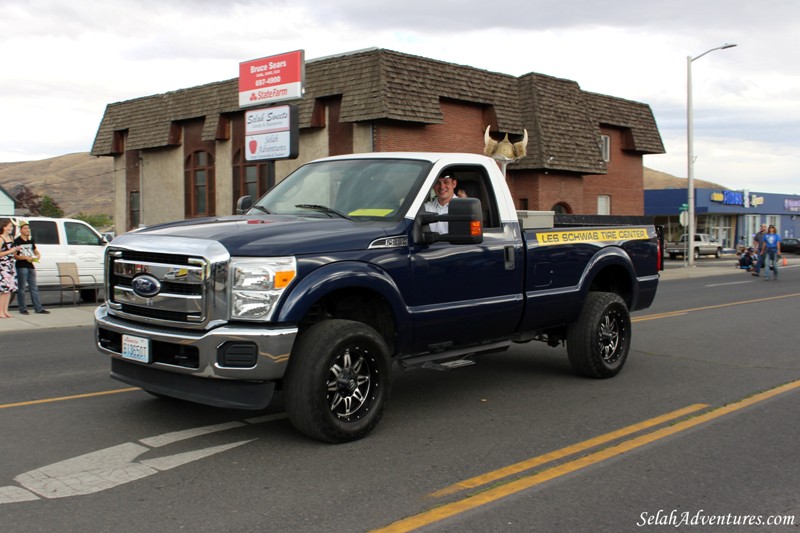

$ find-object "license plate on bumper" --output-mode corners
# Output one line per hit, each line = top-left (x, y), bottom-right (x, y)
(122, 334), (150, 363)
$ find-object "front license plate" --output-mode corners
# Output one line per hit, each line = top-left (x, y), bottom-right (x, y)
(122, 334), (151, 363)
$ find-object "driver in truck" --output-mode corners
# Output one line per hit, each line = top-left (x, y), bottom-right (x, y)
(423, 174), (466, 233)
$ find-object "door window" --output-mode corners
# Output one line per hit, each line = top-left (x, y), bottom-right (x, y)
(65, 222), (103, 245)
(28, 221), (59, 244)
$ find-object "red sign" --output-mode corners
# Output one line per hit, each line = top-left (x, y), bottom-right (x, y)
(239, 50), (304, 108)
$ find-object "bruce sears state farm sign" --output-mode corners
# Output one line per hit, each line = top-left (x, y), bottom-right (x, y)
(239, 50), (305, 107)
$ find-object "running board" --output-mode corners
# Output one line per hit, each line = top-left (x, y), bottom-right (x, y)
(398, 341), (511, 371)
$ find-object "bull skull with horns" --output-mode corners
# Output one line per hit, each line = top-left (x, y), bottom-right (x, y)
(484, 126), (528, 177)
(484, 125), (528, 161)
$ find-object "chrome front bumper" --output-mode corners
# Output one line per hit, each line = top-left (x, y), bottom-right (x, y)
(95, 305), (297, 382)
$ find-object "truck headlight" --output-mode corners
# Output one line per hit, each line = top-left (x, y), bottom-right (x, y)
(230, 257), (296, 321)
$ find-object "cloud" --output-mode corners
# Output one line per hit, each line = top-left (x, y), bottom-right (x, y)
(0, 0), (798, 195)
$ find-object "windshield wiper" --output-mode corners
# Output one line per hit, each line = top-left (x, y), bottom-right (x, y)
(295, 204), (352, 220)
(249, 204), (272, 214)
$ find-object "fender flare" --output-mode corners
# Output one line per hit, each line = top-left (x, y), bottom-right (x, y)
(577, 246), (638, 307)
(276, 261), (411, 331)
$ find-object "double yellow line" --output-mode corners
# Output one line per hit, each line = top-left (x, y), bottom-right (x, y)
(0, 387), (138, 409)
(374, 380), (800, 532)
(633, 292), (800, 322)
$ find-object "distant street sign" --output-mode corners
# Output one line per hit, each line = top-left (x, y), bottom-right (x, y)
(679, 211), (689, 227)
(680, 203), (689, 211)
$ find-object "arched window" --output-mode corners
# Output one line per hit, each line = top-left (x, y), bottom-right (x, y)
(232, 150), (274, 211)
(185, 150), (215, 218)
(551, 202), (572, 214)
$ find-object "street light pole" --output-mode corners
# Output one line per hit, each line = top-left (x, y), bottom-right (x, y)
(686, 43), (737, 266)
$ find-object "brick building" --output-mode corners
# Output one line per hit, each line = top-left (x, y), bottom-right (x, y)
(90, 48), (665, 232)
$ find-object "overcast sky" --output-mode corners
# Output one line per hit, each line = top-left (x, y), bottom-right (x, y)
(1, 0), (798, 194)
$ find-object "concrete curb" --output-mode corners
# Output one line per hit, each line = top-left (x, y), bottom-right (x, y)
(0, 304), (97, 333)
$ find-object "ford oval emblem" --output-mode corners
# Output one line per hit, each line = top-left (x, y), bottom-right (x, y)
(132, 274), (161, 298)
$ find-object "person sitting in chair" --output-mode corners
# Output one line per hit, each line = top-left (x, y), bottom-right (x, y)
(738, 247), (755, 271)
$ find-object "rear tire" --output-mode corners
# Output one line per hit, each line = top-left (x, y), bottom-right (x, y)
(567, 292), (631, 378)
(715, 248), (722, 258)
(283, 320), (392, 443)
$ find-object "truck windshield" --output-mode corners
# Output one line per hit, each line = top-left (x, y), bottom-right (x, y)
(252, 158), (432, 221)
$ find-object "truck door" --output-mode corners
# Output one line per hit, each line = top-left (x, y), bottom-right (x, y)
(409, 169), (524, 352)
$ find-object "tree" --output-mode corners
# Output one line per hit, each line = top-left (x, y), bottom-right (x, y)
(75, 212), (113, 229)
(39, 195), (64, 218)
(12, 185), (42, 214)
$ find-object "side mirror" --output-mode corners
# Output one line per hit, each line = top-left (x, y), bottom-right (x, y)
(414, 198), (483, 245)
(236, 195), (252, 215)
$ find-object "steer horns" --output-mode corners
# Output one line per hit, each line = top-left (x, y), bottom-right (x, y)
(484, 126), (528, 161)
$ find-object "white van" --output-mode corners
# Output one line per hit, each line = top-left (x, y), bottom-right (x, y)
(12, 217), (107, 300)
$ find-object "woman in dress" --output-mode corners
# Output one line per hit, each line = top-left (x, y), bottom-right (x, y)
(0, 218), (19, 318)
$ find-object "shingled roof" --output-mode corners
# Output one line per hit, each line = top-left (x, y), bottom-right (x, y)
(91, 48), (664, 174)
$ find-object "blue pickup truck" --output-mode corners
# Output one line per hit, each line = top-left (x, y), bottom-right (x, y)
(95, 152), (662, 442)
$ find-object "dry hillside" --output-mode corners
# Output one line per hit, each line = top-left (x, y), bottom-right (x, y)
(643, 166), (726, 191)
(0, 153), (114, 218)
(0, 152), (727, 219)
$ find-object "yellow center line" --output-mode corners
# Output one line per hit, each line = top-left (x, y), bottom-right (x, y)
(0, 387), (140, 409)
(372, 379), (800, 533)
(633, 292), (800, 322)
(429, 403), (708, 498)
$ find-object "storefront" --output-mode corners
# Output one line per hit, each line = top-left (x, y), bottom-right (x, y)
(645, 188), (800, 250)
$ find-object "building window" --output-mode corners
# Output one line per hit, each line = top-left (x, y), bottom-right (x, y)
(129, 191), (140, 228)
(551, 202), (572, 214)
(597, 195), (611, 215)
(185, 150), (215, 218)
(519, 198), (529, 210)
(600, 135), (610, 162)
(232, 150), (274, 211)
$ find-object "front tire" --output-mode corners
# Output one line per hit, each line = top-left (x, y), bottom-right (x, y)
(567, 292), (631, 378)
(283, 320), (392, 443)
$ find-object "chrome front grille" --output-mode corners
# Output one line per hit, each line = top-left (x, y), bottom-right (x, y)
(105, 236), (231, 329)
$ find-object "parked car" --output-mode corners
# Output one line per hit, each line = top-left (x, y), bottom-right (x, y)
(779, 237), (800, 254)
(665, 233), (723, 260)
(12, 217), (107, 301)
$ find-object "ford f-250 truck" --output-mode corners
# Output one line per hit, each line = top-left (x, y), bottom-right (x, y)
(95, 152), (662, 442)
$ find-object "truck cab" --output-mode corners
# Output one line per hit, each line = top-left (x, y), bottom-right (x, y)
(95, 152), (661, 442)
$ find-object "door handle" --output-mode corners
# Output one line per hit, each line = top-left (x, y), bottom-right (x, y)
(504, 245), (515, 270)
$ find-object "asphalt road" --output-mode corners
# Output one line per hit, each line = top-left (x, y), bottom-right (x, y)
(1, 266), (798, 532)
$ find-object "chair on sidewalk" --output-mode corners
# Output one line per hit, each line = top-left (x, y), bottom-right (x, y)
(56, 262), (99, 306)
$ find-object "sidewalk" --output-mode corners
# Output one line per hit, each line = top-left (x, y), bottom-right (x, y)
(0, 255), (795, 332)
(0, 304), (98, 333)
(660, 254), (799, 281)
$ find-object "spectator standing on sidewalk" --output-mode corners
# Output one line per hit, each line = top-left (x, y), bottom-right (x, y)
(752, 223), (767, 277)
(14, 222), (49, 315)
(0, 218), (19, 319)
(760, 225), (781, 281)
